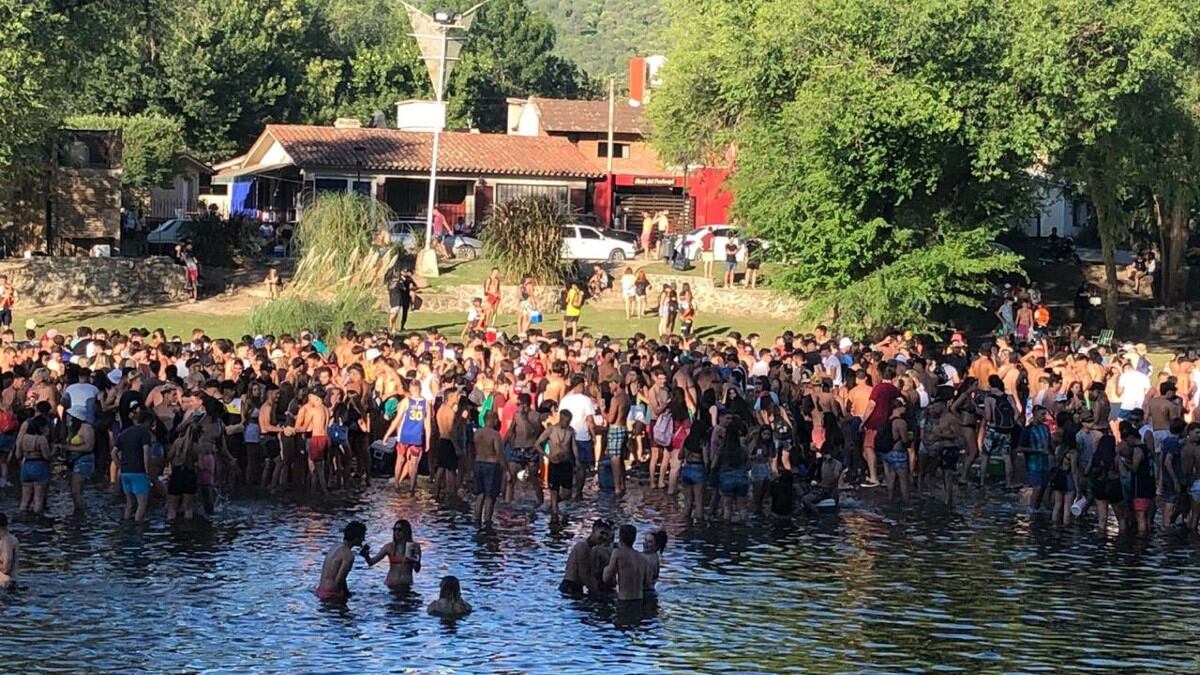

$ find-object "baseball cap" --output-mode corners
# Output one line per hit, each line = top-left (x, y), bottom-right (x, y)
(107, 369), (123, 385)
(838, 337), (853, 350)
(365, 348), (381, 361)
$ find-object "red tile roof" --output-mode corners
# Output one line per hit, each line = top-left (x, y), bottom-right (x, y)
(265, 125), (602, 178)
(529, 97), (649, 135)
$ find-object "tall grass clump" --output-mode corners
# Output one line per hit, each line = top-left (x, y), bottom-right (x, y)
(483, 196), (569, 283)
(250, 193), (396, 337)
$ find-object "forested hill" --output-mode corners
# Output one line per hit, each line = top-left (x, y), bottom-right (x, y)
(529, 0), (668, 79)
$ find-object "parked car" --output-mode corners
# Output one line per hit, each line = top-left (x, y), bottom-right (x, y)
(679, 224), (768, 262)
(561, 224), (638, 262)
(387, 219), (483, 259)
(146, 218), (198, 253)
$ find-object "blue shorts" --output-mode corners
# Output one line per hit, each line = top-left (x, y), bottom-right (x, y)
(1117, 408), (1134, 421)
(474, 461), (502, 499)
(884, 450), (909, 472)
(71, 453), (95, 477)
(0, 432), (15, 454)
(750, 462), (771, 483)
(719, 467), (749, 497)
(1028, 469), (1049, 488)
(681, 462), (706, 486)
(21, 459), (50, 483)
(577, 439), (595, 469)
(724, 261), (737, 272)
(120, 472), (151, 496)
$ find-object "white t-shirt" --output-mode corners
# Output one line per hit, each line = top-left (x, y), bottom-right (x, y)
(1118, 369), (1152, 411)
(821, 354), (842, 386)
(750, 359), (770, 378)
(559, 392), (597, 441)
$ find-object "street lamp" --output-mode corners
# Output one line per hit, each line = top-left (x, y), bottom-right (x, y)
(400, 1), (489, 278)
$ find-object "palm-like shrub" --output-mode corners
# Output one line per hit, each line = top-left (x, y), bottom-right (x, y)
(483, 196), (568, 283)
(250, 193), (395, 337)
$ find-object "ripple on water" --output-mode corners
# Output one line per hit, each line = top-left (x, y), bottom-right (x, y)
(4, 485), (1200, 671)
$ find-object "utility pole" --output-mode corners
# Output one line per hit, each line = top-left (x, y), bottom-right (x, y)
(606, 77), (615, 174)
(401, 1), (489, 277)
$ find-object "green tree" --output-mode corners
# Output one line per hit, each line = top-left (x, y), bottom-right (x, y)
(0, 1), (66, 167)
(65, 113), (185, 189)
(650, 0), (1030, 336)
(1008, 0), (1200, 322)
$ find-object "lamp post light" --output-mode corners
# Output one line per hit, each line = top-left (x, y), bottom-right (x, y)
(400, 1), (489, 278)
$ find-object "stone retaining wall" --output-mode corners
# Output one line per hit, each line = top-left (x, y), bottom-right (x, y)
(0, 256), (189, 306)
(411, 271), (803, 319)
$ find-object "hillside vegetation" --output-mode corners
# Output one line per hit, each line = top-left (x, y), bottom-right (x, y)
(529, 0), (667, 79)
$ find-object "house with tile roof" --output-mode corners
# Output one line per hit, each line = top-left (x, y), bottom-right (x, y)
(506, 89), (731, 233)
(215, 122), (603, 227)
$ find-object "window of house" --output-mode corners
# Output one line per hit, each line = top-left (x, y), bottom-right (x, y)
(597, 142), (630, 159)
(198, 173), (228, 196)
(495, 183), (569, 205)
(315, 178), (348, 194)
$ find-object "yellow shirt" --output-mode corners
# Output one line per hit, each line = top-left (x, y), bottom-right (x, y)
(565, 288), (583, 317)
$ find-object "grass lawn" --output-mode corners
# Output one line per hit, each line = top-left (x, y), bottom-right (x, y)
(10, 304), (798, 344)
(12, 307), (254, 341)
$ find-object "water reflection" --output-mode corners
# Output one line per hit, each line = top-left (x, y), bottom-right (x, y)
(4, 484), (1200, 671)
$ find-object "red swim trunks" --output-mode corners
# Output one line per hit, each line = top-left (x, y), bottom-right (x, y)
(486, 293), (499, 307)
(402, 444), (423, 458)
(308, 436), (331, 462)
(186, 268), (199, 283)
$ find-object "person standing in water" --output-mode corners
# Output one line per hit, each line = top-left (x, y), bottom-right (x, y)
(315, 520), (367, 602)
(365, 519), (422, 590)
(0, 512), (17, 590)
(560, 519), (610, 598)
(473, 410), (506, 528)
(428, 576), (472, 618)
(603, 524), (648, 619)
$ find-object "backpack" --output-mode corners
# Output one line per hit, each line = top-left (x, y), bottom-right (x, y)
(0, 408), (17, 434)
(652, 414), (674, 447)
(991, 394), (1016, 431)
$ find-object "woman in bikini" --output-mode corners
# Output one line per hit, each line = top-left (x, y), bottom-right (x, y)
(366, 519), (422, 590)
(63, 409), (96, 515)
(16, 415), (52, 514)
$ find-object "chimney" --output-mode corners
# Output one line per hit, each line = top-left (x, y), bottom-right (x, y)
(628, 57), (647, 106)
(334, 117), (362, 129)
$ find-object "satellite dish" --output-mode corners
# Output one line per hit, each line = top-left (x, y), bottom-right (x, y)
(370, 111), (388, 128)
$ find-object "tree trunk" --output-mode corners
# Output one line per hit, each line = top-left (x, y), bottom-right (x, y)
(1091, 178), (1121, 329)
(1166, 191), (1190, 305)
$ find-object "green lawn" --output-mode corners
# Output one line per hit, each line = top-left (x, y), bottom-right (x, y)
(13, 308), (254, 341)
(11, 304), (797, 343)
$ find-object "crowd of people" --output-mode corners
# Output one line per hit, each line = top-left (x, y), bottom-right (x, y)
(0, 275), (1197, 596)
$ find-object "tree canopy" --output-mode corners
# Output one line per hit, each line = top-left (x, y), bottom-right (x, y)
(650, 0), (1200, 335)
(0, 0), (596, 164)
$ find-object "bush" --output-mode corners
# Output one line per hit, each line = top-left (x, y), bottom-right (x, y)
(191, 211), (262, 266)
(483, 195), (568, 284)
(250, 193), (396, 336)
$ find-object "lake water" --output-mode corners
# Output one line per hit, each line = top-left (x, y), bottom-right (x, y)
(3, 484), (1200, 673)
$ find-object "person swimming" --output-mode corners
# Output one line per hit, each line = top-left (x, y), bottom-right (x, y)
(427, 575), (472, 618)
(315, 520), (367, 602)
(365, 519), (422, 589)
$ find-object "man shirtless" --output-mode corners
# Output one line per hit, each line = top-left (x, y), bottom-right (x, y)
(541, 361), (567, 406)
(801, 446), (843, 515)
(315, 520), (367, 602)
(602, 524), (647, 620)
(473, 411), (506, 528)
(434, 388), (462, 500)
(604, 378), (631, 495)
(537, 409), (577, 520)
(560, 519), (610, 598)
(295, 388), (331, 495)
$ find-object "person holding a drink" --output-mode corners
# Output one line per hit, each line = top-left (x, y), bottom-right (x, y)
(364, 518), (423, 590)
